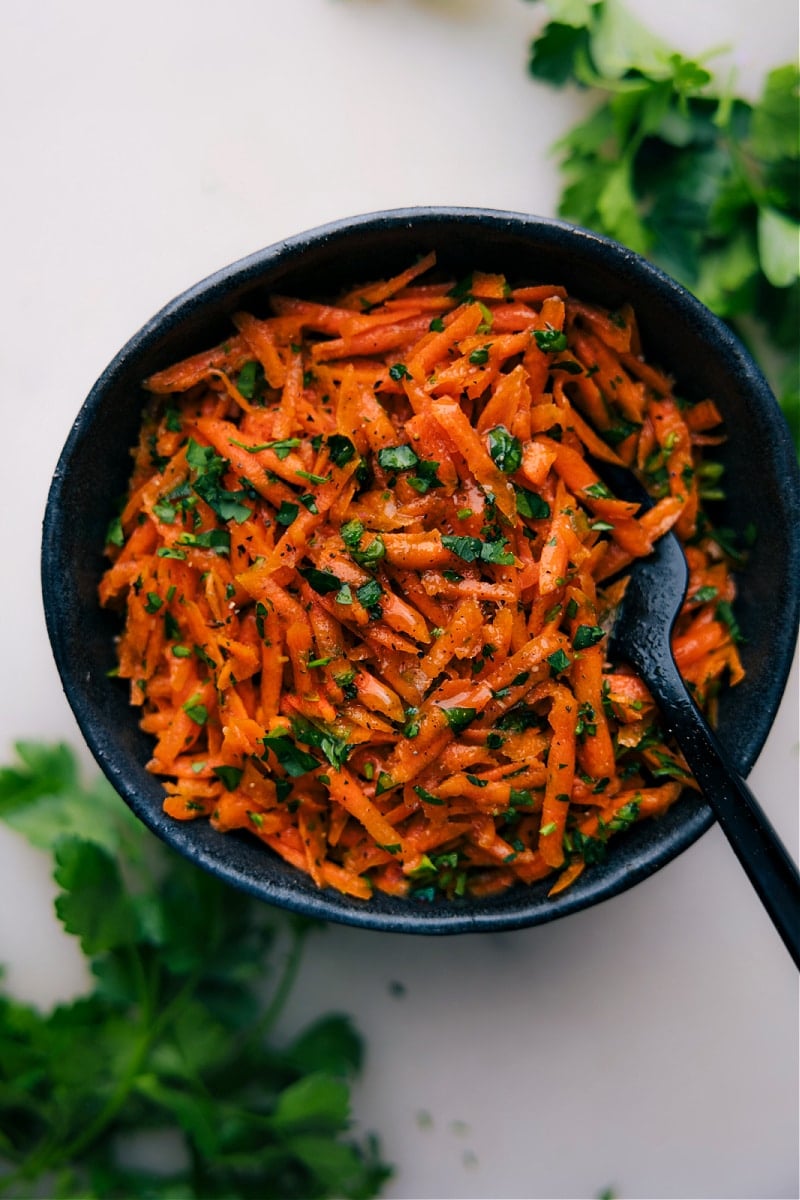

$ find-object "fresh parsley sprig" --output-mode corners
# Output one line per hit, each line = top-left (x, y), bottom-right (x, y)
(527, 0), (800, 445)
(0, 742), (391, 1200)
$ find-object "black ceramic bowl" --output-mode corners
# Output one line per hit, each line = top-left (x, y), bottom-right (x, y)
(42, 208), (800, 934)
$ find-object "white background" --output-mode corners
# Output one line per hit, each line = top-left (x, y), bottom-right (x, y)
(1, 2), (798, 1198)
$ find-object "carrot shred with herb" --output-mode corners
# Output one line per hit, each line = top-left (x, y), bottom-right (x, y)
(102, 255), (744, 902)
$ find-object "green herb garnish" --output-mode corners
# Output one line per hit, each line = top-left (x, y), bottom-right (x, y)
(326, 434), (356, 467)
(487, 425), (523, 474)
(534, 326), (568, 353)
(529, 0), (800, 446)
(356, 579), (383, 617)
(213, 765), (244, 790)
(573, 624), (606, 650)
(515, 487), (551, 520)
(297, 565), (342, 595)
(235, 359), (266, 400)
(0, 742), (390, 1199)
(377, 444), (420, 472)
(441, 534), (515, 566)
(275, 500), (300, 526)
(440, 706), (477, 733)
(547, 648), (571, 674)
(290, 715), (352, 770)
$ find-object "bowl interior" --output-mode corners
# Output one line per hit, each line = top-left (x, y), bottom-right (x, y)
(42, 208), (800, 933)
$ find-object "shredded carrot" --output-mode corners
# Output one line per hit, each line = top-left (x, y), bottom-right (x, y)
(101, 256), (744, 904)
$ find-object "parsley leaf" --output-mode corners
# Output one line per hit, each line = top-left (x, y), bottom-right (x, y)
(516, 487), (551, 520)
(377, 444), (419, 472)
(236, 359), (266, 401)
(0, 742), (391, 1199)
(480, 539), (516, 565)
(177, 528), (231, 554)
(440, 706), (477, 733)
(290, 716), (352, 770)
(326, 434), (356, 467)
(105, 515), (124, 547)
(186, 437), (253, 523)
(352, 536), (385, 570)
(442, 534), (482, 563)
(297, 565), (343, 595)
(262, 731), (321, 776)
(573, 624), (606, 650)
(534, 326), (569, 353)
(213, 765), (244, 790)
(487, 425), (523, 474)
(548, 648), (571, 674)
(356, 579), (383, 616)
(230, 436), (301, 459)
(276, 500), (300, 526)
(529, 0), (800, 446)
(341, 518), (365, 549)
(406, 459), (442, 494)
(53, 838), (140, 955)
(442, 534), (515, 565)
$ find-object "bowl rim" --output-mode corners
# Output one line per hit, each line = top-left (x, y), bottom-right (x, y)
(42, 205), (800, 934)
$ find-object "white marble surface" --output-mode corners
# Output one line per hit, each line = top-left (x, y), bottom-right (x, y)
(1, 2), (797, 1197)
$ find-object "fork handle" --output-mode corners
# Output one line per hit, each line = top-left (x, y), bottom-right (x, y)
(652, 662), (800, 969)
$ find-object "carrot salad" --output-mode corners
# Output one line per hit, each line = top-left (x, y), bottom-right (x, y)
(100, 254), (745, 902)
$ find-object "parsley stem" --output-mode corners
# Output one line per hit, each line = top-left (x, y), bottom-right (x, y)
(32, 957), (207, 1173)
(240, 918), (310, 1050)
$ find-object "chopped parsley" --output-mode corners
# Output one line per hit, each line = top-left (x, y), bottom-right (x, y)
(186, 437), (252, 523)
(534, 325), (568, 353)
(515, 487), (551, 519)
(440, 706), (477, 733)
(275, 500), (300, 526)
(716, 599), (744, 644)
(487, 426), (523, 474)
(573, 624), (606, 650)
(356, 579), (383, 617)
(297, 566), (342, 595)
(414, 785), (443, 805)
(291, 715), (352, 770)
(105, 516), (124, 546)
(406, 459), (441, 494)
(214, 765), (244, 791)
(235, 359), (266, 400)
(441, 534), (515, 565)
(262, 730), (320, 777)
(583, 481), (613, 500)
(230, 436), (301, 459)
(353, 536), (386, 570)
(177, 529), (231, 553)
(295, 468), (331, 486)
(182, 696), (208, 725)
(341, 519), (365, 550)
(377, 444), (419, 472)
(547, 648), (571, 674)
(326, 434), (356, 467)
